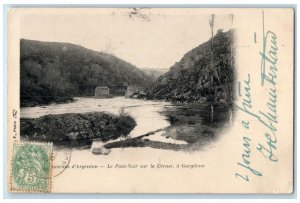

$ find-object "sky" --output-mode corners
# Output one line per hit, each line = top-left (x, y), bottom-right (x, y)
(19, 8), (233, 70)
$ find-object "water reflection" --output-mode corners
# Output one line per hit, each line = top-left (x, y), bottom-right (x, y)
(159, 102), (232, 150)
(21, 97), (233, 151)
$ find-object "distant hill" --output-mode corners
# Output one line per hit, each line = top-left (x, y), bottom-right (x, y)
(20, 39), (154, 107)
(140, 68), (169, 79)
(144, 30), (235, 103)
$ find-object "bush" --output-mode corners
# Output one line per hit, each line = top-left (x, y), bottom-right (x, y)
(20, 112), (137, 145)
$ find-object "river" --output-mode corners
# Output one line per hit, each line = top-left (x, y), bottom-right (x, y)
(20, 97), (232, 180)
(21, 97), (188, 145)
(21, 96), (232, 149)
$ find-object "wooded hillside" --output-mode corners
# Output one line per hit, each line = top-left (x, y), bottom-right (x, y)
(144, 30), (235, 103)
(20, 39), (154, 106)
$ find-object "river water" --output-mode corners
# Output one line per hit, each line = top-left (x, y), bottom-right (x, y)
(21, 97), (187, 145)
(20, 97), (231, 181)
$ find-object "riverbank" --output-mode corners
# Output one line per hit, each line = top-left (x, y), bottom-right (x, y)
(21, 94), (75, 107)
(93, 101), (233, 154)
(20, 97), (232, 154)
(21, 112), (136, 146)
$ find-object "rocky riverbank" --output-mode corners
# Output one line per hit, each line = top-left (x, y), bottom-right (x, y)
(20, 112), (136, 146)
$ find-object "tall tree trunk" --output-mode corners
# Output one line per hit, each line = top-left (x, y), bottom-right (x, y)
(209, 14), (215, 122)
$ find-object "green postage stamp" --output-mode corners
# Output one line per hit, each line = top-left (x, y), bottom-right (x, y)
(10, 142), (52, 193)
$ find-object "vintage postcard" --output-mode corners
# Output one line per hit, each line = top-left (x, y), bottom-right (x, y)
(7, 8), (294, 193)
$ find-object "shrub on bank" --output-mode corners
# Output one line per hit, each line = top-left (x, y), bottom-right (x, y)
(20, 112), (136, 145)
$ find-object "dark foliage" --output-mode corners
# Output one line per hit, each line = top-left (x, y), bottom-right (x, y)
(20, 112), (136, 145)
(20, 39), (154, 107)
(144, 30), (235, 103)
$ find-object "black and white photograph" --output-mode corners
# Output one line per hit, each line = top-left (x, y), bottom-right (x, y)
(19, 9), (235, 154)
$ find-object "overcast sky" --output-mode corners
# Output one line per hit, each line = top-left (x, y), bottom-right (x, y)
(20, 8), (233, 70)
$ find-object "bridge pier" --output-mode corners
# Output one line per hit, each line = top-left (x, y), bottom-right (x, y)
(125, 86), (136, 98)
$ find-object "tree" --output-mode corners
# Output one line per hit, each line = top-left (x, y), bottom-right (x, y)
(208, 14), (216, 122)
(209, 15), (230, 100)
(209, 14), (215, 81)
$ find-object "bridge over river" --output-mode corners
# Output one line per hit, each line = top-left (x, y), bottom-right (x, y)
(95, 86), (145, 98)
